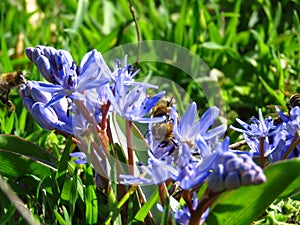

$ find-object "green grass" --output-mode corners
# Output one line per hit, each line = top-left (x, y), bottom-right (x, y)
(0, 0), (300, 224)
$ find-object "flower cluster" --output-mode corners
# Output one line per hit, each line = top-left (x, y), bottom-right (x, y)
(22, 45), (164, 136)
(230, 107), (300, 164)
(23, 45), (270, 225)
(120, 103), (228, 189)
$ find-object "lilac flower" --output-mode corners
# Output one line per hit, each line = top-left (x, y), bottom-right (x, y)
(230, 109), (284, 138)
(111, 55), (136, 86)
(70, 152), (87, 164)
(26, 46), (111, 107)
(20, 81), (73, 134)
(123, 103), (229, 189)
(271, 106), (300, 160)
(149, 103), (227, 162)
(120, 137), (229, 189)
(26, 46), (77, 85)
(105, 57), (165, 123)
(207, 151), (266, 193)
(30, 101), (73, 133)
(176, 138), (229, 190)
(277, 106), (300, 136)
(172, 103), (227, 148)
(174, 192), (209, 225)
(119, 152), (178, 185)
(230, 108), (285, 158)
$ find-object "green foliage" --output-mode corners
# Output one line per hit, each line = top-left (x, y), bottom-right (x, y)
(206, 159), (300, 224)
(0, 0), (300, 224)
(253, 198), (300, 224)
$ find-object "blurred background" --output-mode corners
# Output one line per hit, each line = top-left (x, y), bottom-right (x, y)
(0, 0), (299, 149)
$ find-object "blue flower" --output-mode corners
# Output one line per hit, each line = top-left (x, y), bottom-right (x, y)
(119, 151), (178, 185)
(207, 151), (266, 193)
(230, 108), (284, 138)
(230, 108), (285, 158)
(19, 81), (73, 134)
(127, 104), (229, 189)
(32, 102), (73, 133)
(26, 46), (77, 85)
(277, 106), (300, 135)
(272, 106), (300, 160)
(105, 57), (165, 123)
(174, 192), (209, 225)
(111, 55), (137, 85)
(70, 152), (87, 164)
(176, 138), (229, 190)
(26, 46), (111, 107)
(172, 103), (227, 148)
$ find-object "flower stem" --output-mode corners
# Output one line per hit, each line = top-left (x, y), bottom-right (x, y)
(101, 101), (111, 130)
(74, 99), (109, 153)
(189, 190), (222, 225)
(282, 131), (300, 160)
(126, 120), (134, 175)
(182, 190), (193, 213)
(129, 0), (140, 69)
(158, 183), (168, 207)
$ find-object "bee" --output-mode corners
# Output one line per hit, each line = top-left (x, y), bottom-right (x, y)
(150, 97), (178, 158)
(151, 96), (173, 119)
(271, 93), (300, 125)
(0, 71), (26, 112)
(287, 94), (300, 111)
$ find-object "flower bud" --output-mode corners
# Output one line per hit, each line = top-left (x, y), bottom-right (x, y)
(208, 152), (266, 193)
(31, 102), (59, 130)
(22, 97), (34, 113)
(36, 55), (55, 83)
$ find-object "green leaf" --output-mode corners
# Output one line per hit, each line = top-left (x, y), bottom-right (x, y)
(72, 0), (88, 31)
(293, 10), (300, 54)
(68, 168), (79, 219)
(61, 176), (84, 202)
(250, 29), (269, 57)
(55, 137), (73, 192)
(160, 196), (170, 225)
(85, 164), (98, 225)
(174, 0), (187, 45)
(5, 113), (14, 134)
(0, 5), (12, 71)
(276, 175), (300, 201)
(0, 149), (55, 179)
(259, 76), (285, 106)
(0, 204), (16, 224)
(206, 159), (300, 224)
(54, 210), (67, 225)
(0, 134), (57, 163)
(134, 189), (159, 222)
(224, 0), (241, 46)
(267, 2), (281, 45)
(201, 42), (228, 50)
(0, 175), (40, 225)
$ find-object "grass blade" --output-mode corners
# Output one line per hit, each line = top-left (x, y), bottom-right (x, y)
(86, 164), (98, 225)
